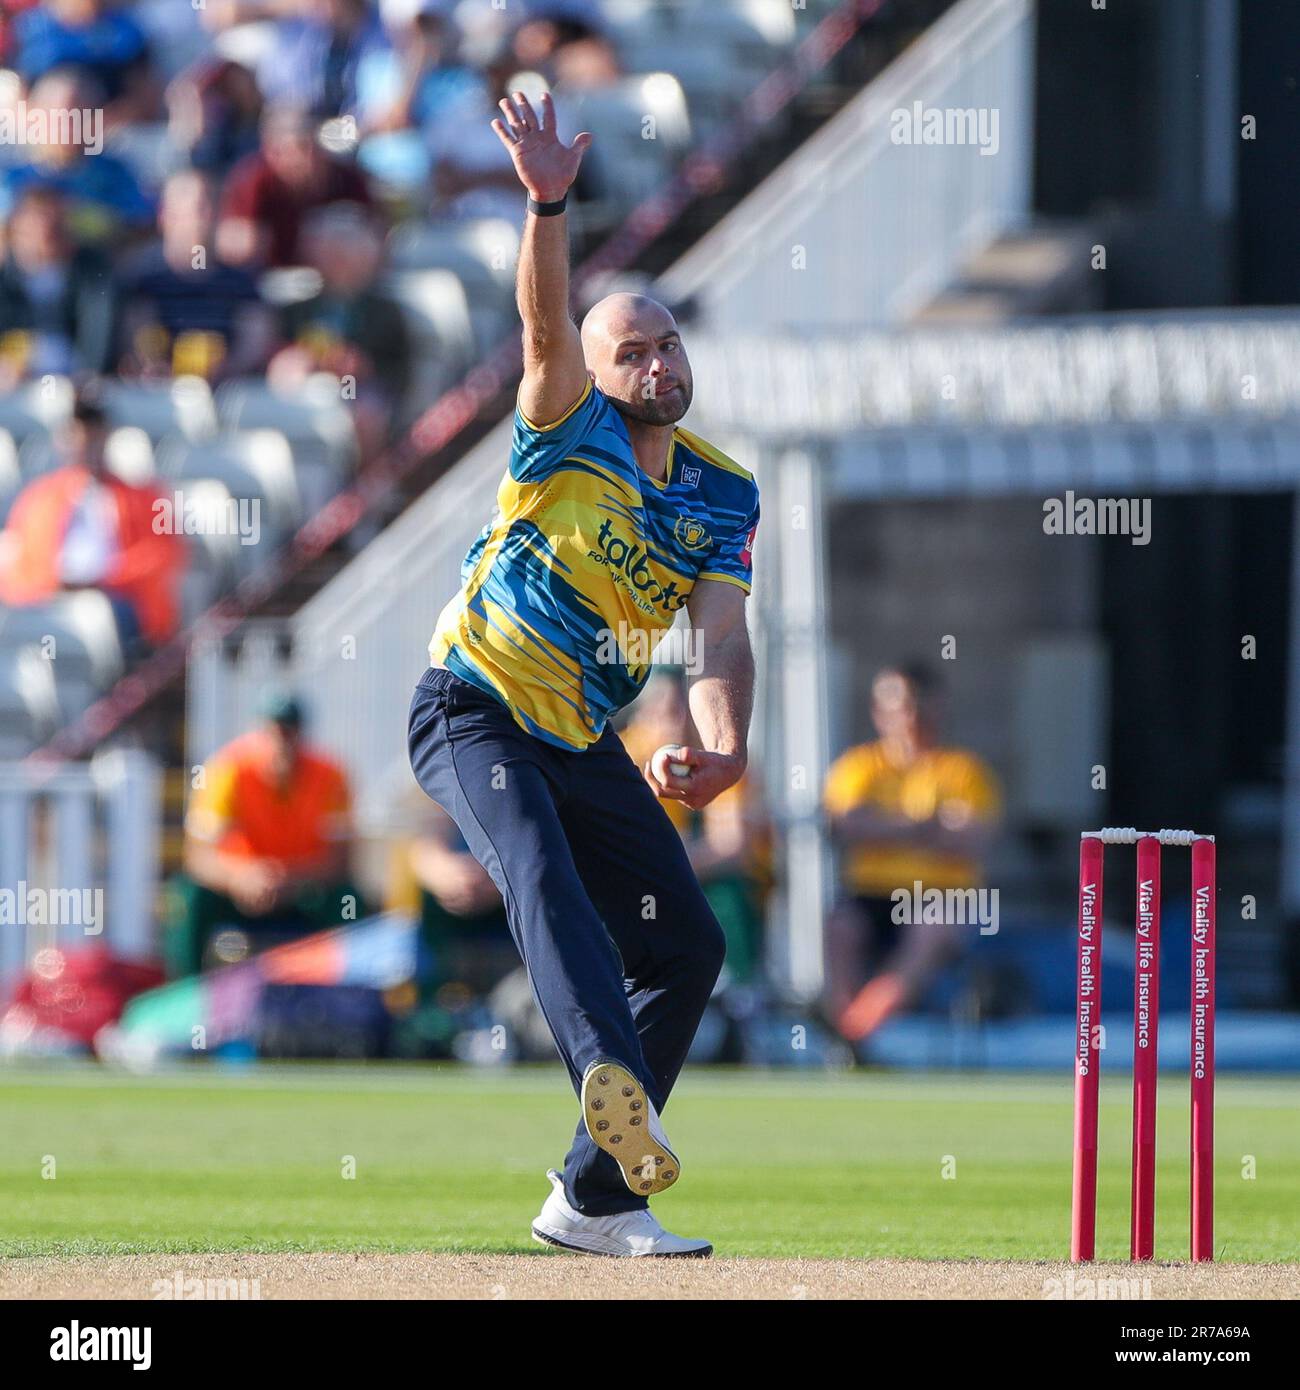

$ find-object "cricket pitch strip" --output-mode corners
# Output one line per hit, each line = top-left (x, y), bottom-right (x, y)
(4, 1254), (1297, 1300)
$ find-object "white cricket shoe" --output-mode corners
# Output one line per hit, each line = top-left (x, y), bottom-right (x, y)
(580, 1059), (680, 1196)
(531, 1170), (712, 1258)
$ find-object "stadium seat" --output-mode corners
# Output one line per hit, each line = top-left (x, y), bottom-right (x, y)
(214, 379), (356, 465)
(732, 0), (801, 49)
(257, 267), (328, 309)
(156, 434), (291, 547)
(0, 647), (60, 755)
(615, 5), (780, 135)
(382, 270), (479, 414)
(0, 591), (126, 692)
(386, 217), (520, 300)
(100, 379), (218, 445)
(16, 431), (58, 480)
(0, 429), (20, 523)
(682, 0), (791, 51)
(0, 378), (72, 447)
(554, 77), (689, 225)
(382, 236), (516, 390)
(173, 479), (250, 619)
(104, 427), (157, 487)
(214, 378), (356, 515)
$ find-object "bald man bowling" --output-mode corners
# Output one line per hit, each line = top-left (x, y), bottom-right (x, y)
(408, 92), (759, 1257)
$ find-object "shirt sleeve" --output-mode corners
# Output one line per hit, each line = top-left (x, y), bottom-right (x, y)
(219, 158), (261, 220)
(509, 379), (603, 484)
(697, 486), (759, 592)
(185, 758), (237, 844)
(823, 749), (871, 816)
(318, 766), (353, 842)
(940, 755), (1003, 824)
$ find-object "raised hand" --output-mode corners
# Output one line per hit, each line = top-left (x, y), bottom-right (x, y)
(491, 90), (592, 204)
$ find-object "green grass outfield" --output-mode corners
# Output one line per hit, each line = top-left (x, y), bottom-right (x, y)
(2, 1065), (1296, 1261)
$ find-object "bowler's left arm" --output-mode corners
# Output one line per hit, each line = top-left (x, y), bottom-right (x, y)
(645, 578), (754, 810)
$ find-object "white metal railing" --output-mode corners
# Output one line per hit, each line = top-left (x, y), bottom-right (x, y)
(683, 314), (1300, 436)
(0, 750), (161, 985)
(658, 0), (1035, 329)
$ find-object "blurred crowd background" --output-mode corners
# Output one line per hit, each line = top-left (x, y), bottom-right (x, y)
(2, 0), (1300, 1075)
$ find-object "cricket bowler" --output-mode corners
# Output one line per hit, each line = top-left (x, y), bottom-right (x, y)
(407, 91), (759, 1257)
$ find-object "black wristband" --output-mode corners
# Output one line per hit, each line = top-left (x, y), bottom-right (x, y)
(527, 194), (568, 217)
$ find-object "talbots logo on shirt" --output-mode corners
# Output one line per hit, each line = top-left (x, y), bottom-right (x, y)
(590, 519), (688, 615)
(674, 515), (711, 551)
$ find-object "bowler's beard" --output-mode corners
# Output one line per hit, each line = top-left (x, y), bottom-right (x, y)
(608, 377), (693, 426)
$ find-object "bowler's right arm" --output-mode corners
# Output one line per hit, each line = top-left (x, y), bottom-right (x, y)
(491, 91), (592, 427)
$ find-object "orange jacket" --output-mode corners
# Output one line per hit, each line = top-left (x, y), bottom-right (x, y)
(186, 730), (353, 873)
(0, 465), (184, 644)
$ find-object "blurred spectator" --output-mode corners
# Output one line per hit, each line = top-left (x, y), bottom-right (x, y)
(352, 0), (482, 188)
(512, 6), (619, 90)
(358, 0), (480, 132)
(117, 169), (273, 382)
(0, 185), (116, 382)
(0, 69), (155, 243)
(165, 57), (263, 173)
(406, 805), (503, 931)
(822, 664), (1002, 1044)
(0, 1), (41, 68)
(167, 692), (367, 978)
(549, 30), (620, 91)
(426, 41), (529, 220)
(0, 382), (185, 650)
(217, 104), (374, 267)
(619, 670), (771, 983)
(519, 1), (608, 33)
(382, 788), (513, 1057)
(10, 0), (157, 128)
(402, 803), (512, 983)
(256, 0), (391, 118)
(268, 202), (410, 450)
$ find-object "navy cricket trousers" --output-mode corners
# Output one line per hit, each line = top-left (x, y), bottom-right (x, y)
(407, 666), (726, 1215)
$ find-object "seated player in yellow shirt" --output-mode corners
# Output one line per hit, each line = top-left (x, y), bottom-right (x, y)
(822, 664), (1001, 1043)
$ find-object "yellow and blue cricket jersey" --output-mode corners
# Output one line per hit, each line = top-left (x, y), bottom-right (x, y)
(429, 380), (760, 750)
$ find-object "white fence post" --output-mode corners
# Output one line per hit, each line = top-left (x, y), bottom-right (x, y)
(770, 446), (832, 998)
(97, 749), (163, 961)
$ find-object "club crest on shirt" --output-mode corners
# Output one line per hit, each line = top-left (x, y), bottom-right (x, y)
(680, 465), (701, 487)
(674, 516), (711, 551)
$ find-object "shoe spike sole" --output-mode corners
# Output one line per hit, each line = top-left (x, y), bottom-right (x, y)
(581, 1061), (679, 1197)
